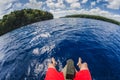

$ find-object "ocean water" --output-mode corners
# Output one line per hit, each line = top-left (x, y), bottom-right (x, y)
(0, 18), (120, 80)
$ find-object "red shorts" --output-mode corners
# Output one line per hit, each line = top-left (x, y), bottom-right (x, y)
(45, 68), (92, 80)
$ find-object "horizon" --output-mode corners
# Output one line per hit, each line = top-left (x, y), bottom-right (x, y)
(0, 0), (120, 21)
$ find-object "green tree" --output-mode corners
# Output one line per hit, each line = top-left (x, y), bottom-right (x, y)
(0, 9), (53, 36)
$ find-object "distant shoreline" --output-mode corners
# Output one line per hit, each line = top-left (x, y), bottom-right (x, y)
(0, 9), (53, 36)
(63, 14), (120, 25)
(1, 11), (120, 36)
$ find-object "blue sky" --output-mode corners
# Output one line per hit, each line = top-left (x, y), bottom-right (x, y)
(0, 0), (120, 21)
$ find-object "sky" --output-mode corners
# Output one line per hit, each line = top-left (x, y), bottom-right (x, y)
(0, 0), (120, 21)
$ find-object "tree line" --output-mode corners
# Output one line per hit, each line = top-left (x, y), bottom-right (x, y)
(65, 14), (120, 25)
(0, 9), (53, 36)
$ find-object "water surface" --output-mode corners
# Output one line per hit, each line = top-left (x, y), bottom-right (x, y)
(0, 18), (120, 80)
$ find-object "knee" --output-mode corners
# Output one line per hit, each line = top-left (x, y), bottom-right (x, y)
(83, 62), (88, 67)
(80, 62), (88, 70)
(48, 63), (56, 69)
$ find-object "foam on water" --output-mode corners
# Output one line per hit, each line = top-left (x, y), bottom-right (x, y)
(0, 53), (4, 61)
(0, 18), (120, 80)
(30, 32), (51, 43)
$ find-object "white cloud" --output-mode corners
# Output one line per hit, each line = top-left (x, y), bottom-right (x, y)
(0, 0), (44, 19)
(0, 0), (120, 23)
(70, 2), (80, 8)
(96, 0), (101, 3)
(65, 0), (79, 3)
(87, 8), (120, 21)
(58, 0), (64, 3)
(50, 8), (120, 22)
(81, 0), (88, 4)
(0, 0), (16, 4)
(46, 1), (55, 9)
(91, 1), (96, 7)
(65, 0), (80, 9)
(13, 2), (23, 10)
(55, 3), (65, 8)
(24, 0), (43, 9)
(0, 0), (16, 19)
(46, 0), (65, 9)
(107, 0), (120, 9)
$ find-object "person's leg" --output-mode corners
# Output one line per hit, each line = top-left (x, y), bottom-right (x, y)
(77, 58), (89, 70)
(74, 57), (92, 80)
(48, 57), (57, 69)
(45, 57), (64, 80)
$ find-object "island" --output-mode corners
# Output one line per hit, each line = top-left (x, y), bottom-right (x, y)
(0, 9), (53, 36)
(64, 14), (120, 25)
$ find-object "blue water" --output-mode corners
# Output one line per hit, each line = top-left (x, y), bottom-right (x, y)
(0, 18), (120, 80)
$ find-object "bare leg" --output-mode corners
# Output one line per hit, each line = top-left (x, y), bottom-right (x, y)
(77, 57), (88, 70)
(48, 57), (57, 69)
(45, 58), (64, 80)
(74, 58), (92, 80)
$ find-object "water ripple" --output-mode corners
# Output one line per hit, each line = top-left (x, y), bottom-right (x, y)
(0, 18), (120, 80)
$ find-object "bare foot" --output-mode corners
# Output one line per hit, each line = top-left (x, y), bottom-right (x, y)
(48, 57), (57, 68)
(80, 62), (88, 70)
(77, 57), (82, 68)
(51, 57), (57, 66)
(77, 57), (89, 70)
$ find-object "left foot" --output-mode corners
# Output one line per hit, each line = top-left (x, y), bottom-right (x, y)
(51, 57), (57, 66)
(48, 57), (57, 68)
(77, 57), (82, 68)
